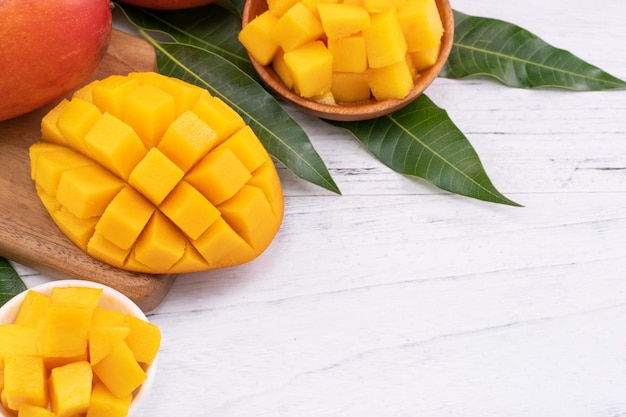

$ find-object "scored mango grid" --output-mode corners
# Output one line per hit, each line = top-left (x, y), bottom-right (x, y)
(32, 72), (282, 274)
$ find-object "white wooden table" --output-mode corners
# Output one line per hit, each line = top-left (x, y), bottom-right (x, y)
(14, 0), (626, 415)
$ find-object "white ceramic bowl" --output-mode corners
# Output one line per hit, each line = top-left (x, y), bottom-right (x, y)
(0, 279), (158, 417)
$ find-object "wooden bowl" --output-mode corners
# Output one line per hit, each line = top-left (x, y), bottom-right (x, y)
(241, 0), (454, 121)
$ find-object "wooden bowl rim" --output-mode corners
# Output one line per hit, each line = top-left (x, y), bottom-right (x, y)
(241, 0), (454, 121)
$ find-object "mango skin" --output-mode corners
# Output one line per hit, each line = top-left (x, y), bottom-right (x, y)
(0, 0), (112, 122)
(117, 0), (217, 9)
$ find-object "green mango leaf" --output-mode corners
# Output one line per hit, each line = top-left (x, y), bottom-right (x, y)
(441, 10), (626, 90)
(117, 3), (255, 78)
(0, 257), (26, 307)
(330, 95), (520, 206)
(141, 34), (341, 194)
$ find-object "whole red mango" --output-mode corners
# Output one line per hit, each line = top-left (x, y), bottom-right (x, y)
(117, 0), (217, 10)
(0, 0), (112, 122)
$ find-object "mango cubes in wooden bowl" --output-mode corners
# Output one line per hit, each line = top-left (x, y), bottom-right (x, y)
(0, 280), (159, 417)
(240, 0), (454, 121)
(29, 72), (284, 274)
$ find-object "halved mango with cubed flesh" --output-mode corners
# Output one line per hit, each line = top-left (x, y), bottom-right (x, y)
(31, 72), (283, 274)
(0, 287), (160, 417)
(240, 0), (444, 103)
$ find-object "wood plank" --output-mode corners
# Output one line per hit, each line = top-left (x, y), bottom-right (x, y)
(0, 30), (175, 312)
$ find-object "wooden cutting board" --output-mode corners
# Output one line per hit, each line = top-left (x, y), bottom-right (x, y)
(0, 30), (176, 312)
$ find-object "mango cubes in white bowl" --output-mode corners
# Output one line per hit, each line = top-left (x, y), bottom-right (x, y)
(0, 280), (159, 417)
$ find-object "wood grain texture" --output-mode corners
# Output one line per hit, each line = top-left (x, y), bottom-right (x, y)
(0, 30), (175, 312)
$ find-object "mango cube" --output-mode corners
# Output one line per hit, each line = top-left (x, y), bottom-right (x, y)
(50, 286), (103, 313)
(92, 342), (146, 399)
(132, 211), (187, 272)
(267, 0), (299, 16)
(272, 49), (294, 89)
(146, 73), (204, 117)
(55, 164), (124, 219)
(91, 306), (128, 327)
(363, 0), (404, 12)
(159, 181), (221, 240)
(91, 75), (140, 119)
(328, 35), (368, 73)
(40, 99), (69, 145)
(38, 303), (91, 360)
(216, 125), (269, 172)
(270, 3), (324, 52)
(0, 325), (39, 369)
(87, 232), (132, 268)
(87, 382), (132, 417)
(363, 9), (407, 68)
(123, 84), (176, 148)
(15, 404), (56, 417)
(52, 208), (99, 250)
(368, 58), (415, 100)
(218, 185), (275, 249)
(3, 355), (47, 410)
(158, 110), (219, 172)
(237, 11), (280, 66)
(30, 145), (93, 197)
(85, 112), (148, 180)
(128, 148), (184, 206)
(192, 94), (245, 144)
(14, 291), (50, 329)
(300, 0), (340, 18)
(331, 71), (371, 102)
(192, 218), (253, 268)
(94, 186), (155, 251)
(317, 3), (370, 40)
(50, 361), (93, 417)
(89, 326), (131, 366)
(284, 41), (333, 98)
(123, 315), (162, 365)
(184, 146), (252, 206)
(411, 45), (441, 71)
(398, 0), (444, 52)
(56, 98), (102, 157)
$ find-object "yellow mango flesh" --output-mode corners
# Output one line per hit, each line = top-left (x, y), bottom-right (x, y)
(270, 2), (324, 52)
(50, 361), (93, 417)
(14, 404), (56, 417)
(284, 40), (333, 98)
(31, 72), (284, 274)
(92, 342), (146, 399)
(87, 382), (132, 417)
(0, 287), (160, 417)
(0, 325), (39, 369)
(317, 3), (370, 40)
(3, 356), (47, 410)
(13, 291), (50, 328)
(240, 0), (444, 103)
